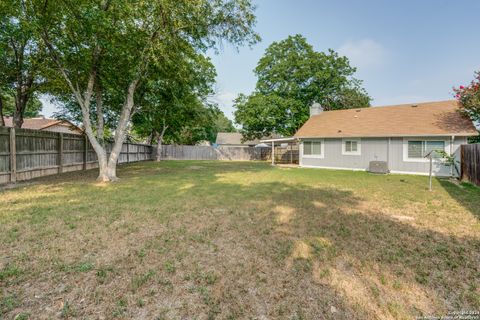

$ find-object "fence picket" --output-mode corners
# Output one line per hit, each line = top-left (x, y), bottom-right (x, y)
(0, 128), (301, 185)
(0, 128), (154, 184)
(461, 144), (480, 186)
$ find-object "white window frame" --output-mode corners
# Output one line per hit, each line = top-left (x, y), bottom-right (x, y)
(402, 138), (449, 162)
(341, 138), (361, 156)
(301, 139), (325, 159)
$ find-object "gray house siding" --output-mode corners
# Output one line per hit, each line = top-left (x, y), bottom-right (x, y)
(300, 138), (388, 170)
(299, 136), (466, 176)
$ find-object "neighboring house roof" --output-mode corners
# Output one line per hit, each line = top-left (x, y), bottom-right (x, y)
(216, 132), (284, 145)
(2, 116), (83, 134)
(295, 100), (479, 138)
(215, 132), (261, 145)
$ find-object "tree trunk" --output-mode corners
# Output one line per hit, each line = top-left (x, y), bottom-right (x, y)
(0, 95), (4, 126)
(43, 36), (141, 182)
(95, 79), (105, 146)
(103, 79), (139, 180)
(155, 124), (167, 162)
(13, 95), (25, 128)
(97, 157), (117, 182)
(96, 151), (112, 182)
(51, 61), (130, 183)
(147, 130), (155, 145)
(156, 133), (163, 161)
(12, 68), (34, 129)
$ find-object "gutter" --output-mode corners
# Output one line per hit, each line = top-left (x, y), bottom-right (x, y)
(295, 133), (478, 139)
(260, 137), (297, 143)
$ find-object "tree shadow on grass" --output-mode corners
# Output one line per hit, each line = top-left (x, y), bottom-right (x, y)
(438, 178), (480, 220)
(199, 179), (480, 319)
(170, 165), (480, 319)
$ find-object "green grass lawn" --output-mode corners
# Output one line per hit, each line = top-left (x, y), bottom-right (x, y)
(1, 161), (479, 319)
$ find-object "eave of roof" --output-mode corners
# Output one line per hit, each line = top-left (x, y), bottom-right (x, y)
(260, 137), (297, 143)
(294, 100), (478, 138)
(296, 133), (478, 138)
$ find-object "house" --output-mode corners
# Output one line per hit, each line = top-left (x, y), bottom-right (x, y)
(215, 132), (264, 147)
(294, 100), (478, 176)
(2, 116), (83, 135)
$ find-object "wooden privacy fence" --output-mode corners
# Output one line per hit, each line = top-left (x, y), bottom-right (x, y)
(160, 144), (299, 164)
(461, 144), (480, 186)
(160, 145), (270, 161)
(0, 127), (153, 184)
(0, 127), (300, 184)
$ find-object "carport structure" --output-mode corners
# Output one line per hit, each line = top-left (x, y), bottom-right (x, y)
(260, 137), (299, 165)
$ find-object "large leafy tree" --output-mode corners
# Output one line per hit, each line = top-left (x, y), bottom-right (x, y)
(0, 93), (43, 124)
(133, 43), (216, 160)
(0, 0), (46, 127)
(235, 34), (370, 139)
(214, 112), (236, 134)
(32, 0), (259, 181)
(132, 47), (218, 160)
(454, 71), (480, 143)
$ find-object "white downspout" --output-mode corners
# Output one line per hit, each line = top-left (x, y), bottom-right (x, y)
(387, 137), (391, 172)
(299, 140), (302, 167)
(450, 136), (454, 177)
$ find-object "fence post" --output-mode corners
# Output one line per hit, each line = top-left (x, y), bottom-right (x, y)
(126, 143), (130, 163)
(9, 128), (16, 183)
(83, 135), (88, 170)
(460, 145), (463, 180)
(58, 133), (64, 173)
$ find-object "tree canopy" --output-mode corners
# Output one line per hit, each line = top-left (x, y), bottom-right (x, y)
(234, 34), (370, 139)
(30, 0), (259, 181)
(131, 47), (236, 152)
(454, 70), (480, 143)
(1, 93), (42, 119)
(0, 0), (47, 127)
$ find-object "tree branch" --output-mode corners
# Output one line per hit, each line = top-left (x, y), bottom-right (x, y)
(95, 78), (104, 145)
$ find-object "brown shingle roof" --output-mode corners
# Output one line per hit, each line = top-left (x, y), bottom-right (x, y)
(215, 132), (283, 145)
(294, 100), (478, 138)
(215, 132), (261, 145)
(2, 117), (82, 134)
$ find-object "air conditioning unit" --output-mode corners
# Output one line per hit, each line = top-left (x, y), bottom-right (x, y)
(369, 161), (389, 174)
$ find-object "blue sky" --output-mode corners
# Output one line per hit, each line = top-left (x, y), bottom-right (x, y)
(43, 0), (480, 121)
(208, 0), (480, 121)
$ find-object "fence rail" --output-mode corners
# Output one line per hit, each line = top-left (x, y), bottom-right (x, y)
(0, 127), (153, 184)
(0, 127), (300, 184)
(461, 144), (480, 186)
(160, 144), (299, 164)
(160, 145), (271, 161)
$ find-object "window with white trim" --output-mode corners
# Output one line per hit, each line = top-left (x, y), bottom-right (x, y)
(342, 139), (361, 155)
(407, 140), (445, 159)
(303, 141), (322, 156)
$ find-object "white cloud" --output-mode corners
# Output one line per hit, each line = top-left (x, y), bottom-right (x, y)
(39, 95), (59, 118)
(337, 39), (388, 70)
